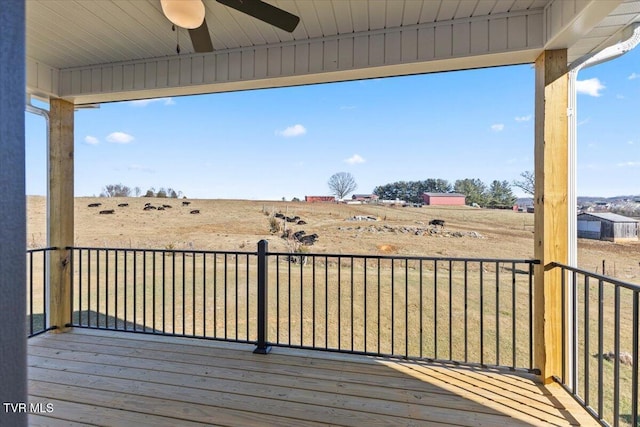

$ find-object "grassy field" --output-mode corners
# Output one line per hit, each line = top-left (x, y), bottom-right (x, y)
(26, 196), (640, 425)
(26, 196), (640, 280)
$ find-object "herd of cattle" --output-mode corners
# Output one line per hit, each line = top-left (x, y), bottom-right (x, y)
(274, 214), (446, 247)
(88, 200), (200, 215)
(275, 212), (319, 246)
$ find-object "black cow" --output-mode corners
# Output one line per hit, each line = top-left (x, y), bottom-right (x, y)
(274, 213), (285, 219)
(190, 209), (200, 214)
(99, 209), (114, 215)
(162, 204), (172, 208)
(117, 203), (129, 207)
(182, 201), (191, 206)
(293, 230), (306, 241)
(429, 219), (445, 228)
(87, 203), (101, 207)
(299, 233), (319, 245)
(297, 220), (307, 225)
(143, 205), (156, 211)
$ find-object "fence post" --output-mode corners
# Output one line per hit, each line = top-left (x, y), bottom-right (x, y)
(254, 240), (271, 354)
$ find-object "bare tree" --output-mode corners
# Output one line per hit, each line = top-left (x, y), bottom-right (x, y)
(328, 172), (357, 200)
(100, 183), (131, 197)
(512, 171), (534, 196)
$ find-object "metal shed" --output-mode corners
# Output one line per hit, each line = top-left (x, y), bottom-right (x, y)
(577, 212), (639, 242)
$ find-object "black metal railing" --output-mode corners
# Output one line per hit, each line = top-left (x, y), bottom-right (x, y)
(553, 262), (640, 427)
(263, 241), (539, 372)
(26, 247), (57, 337)
(65, 241), (539, 373)
(68, 247), (258, 344)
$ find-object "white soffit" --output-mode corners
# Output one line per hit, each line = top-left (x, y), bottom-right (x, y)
(25, 0), (640, 104)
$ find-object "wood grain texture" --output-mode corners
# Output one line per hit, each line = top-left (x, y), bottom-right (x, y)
(48, 98), (74, 332)
(534, 49), (569, 383)
(28, 329), (598, 426)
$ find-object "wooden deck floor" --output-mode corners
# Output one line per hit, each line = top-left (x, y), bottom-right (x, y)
(27, 329), (598, 426)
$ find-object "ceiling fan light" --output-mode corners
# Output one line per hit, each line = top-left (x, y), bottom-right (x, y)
(160, 0), (205, 29)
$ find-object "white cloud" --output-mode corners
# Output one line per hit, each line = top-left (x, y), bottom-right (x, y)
(629, 72), (639, 80)
(106, 132), (135, 144)
(129, 97), (175, 107)
(515, 115), (532, 122)
(617, 161), (640, 167)
(576, 78), (605, 97)
(629, 141), (635, 145)
(84, 135), (99, 145)
(344, 154), (365, 164)
(491, 124), (505, 132)
(276, 124), (307, 137)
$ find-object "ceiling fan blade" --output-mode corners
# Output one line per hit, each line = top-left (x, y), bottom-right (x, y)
(188, 19), (213, 52)
(216, 0), (300, 32)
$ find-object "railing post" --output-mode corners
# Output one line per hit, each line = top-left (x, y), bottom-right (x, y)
(254, 240), (271, 354)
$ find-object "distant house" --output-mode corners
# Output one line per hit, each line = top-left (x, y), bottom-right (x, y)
(305, 196), (336, 203)
(352, 194), (379, 203)
(423, 192), (466, 206)
(577, 212), (639, 242)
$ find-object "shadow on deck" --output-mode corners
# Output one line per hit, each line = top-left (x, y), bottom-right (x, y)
(27, 329), (598, 426)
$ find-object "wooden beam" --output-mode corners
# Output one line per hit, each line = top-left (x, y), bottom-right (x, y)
(0, 0), (27, 424)
(534, 49), (569, 383)
(49, 98), (74, 332)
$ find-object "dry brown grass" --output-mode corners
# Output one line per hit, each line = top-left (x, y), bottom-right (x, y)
(26, 196), (640, 281)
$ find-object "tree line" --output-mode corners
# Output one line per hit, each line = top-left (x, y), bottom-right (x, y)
(100, 184), (183, 198)
(373, 178), (518, 208)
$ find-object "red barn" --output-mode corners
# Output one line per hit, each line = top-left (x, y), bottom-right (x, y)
(423, 192), (466, 206)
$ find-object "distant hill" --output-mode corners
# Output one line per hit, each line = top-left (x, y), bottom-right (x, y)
(516, 195), (640, 206)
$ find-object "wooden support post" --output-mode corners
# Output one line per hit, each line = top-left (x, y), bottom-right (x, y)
(49, 98), (74, 332)
(534, 49), (569, 383)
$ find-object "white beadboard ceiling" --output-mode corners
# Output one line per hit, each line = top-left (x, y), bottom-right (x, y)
(25, 0), (640, 104)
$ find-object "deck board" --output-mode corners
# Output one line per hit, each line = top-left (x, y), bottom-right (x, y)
(28, 329), (599, 426)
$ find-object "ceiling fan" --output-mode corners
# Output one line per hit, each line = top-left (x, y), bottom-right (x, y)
(160, 0), (300, 53)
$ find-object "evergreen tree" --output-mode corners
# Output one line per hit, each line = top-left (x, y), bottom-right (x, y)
(487, 180), (517, 207)
(454, 178), (488, 206)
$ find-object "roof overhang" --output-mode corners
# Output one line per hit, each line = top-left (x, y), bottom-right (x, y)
(26, 0), (640, 105)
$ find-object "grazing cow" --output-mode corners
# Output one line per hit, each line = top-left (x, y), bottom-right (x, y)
(299, 234), (319, 245)
(296, 220), (307, 225)
(162, 204), (172, 208)
(285, 216), (300, 223)
(143, 205), (156, 211)
(99, 209), (114, 215)
(190, 209), (200, 214)
(157, 206), (165, 211)
(182, 201), (191, 206)
(293, 230), (306, 241)
(429, 219), (445, 228)
(274, 213), (285, 219)
(117, 203), (129, 207)
(87, 203), (101, 207)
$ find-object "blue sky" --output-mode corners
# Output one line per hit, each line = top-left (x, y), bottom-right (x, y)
(25, 47), (639, 200)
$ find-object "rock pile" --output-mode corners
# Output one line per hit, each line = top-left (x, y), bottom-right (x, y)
(338, 225), (483, 238)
